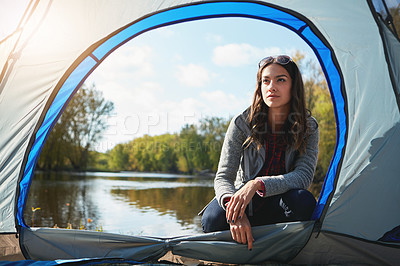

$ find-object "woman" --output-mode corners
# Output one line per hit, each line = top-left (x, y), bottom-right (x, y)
(201, 55), (319, 250)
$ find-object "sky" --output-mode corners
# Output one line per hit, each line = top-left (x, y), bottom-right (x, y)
(0, 1), (319, 153)
(85, 18), (319, 152)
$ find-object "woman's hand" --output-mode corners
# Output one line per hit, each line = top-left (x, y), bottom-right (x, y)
(229, 213), (254, 250)
(226, 180), (261, 224)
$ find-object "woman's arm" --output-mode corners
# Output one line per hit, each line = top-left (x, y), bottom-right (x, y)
(214, 114), (247, 208)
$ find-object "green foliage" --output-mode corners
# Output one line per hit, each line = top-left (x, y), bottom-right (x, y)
(38, 83), (114, 171)
(108, 144), (129, 171)
(294, 52), (336, 184)
(311, 84), (336, 183)
(126, 134), (180, 173)
(178, 124), (207, 173)
(199, 117), (230, 171)
(88, 151), (110, 171)
(390, 4), (400, 34)
(107, 117), (230, 174)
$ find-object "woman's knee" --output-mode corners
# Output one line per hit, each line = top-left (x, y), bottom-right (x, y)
(201, 199), (229, 233)
(281, 189), (316, 221)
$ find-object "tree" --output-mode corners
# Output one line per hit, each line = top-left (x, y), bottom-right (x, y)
(311, 86), (336, 182)
(390, 4), (400, 34)
(39, 120), (70, 170)
(108, 144), (129, 171)
(114, 118), (230, 174)
(199, 117), (230, 172)
(38, 83), (114, 171)
(176, 125), (206, 173)
(154, 134), (179, 173)
(294, 52), (336, 183)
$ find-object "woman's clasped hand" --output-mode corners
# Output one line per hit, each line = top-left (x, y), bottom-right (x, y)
(226, 180), (261, 250)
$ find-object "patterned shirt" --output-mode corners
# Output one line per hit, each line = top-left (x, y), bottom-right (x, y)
(256, 133), (287, 196)
(257, 133), (287, 176)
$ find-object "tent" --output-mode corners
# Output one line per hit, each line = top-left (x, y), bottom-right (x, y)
(1, 0), (399, 264)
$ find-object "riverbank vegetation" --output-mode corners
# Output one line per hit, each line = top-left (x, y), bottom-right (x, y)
(37, 83), (114, 171)
(37, 52), (335, 185)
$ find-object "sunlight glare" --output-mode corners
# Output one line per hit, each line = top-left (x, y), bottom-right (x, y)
(0, 0), (30, 40)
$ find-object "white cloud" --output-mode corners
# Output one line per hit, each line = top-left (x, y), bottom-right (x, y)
(153, 90), (249, 135)
(94, 81), (163, 111)
(212, 43), (282, 67)
(200, 90), (250, 115)
(175, 64), (210, 87)
(97, 81), (169, 150)
(90, 45), (154, 82)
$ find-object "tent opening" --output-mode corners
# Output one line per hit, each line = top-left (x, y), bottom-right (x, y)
(17, 1), (345, 238)
(23, 16), (336, 235)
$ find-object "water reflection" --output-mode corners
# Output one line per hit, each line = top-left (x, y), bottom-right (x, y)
(25, 172), (101, 230)
(25, 171), (214, 236)
(111, 186), (214, 225)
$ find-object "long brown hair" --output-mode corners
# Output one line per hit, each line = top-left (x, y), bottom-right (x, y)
(245, 56), (309, 153)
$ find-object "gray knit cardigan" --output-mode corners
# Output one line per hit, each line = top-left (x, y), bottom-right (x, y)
(214, 109), (319, 209)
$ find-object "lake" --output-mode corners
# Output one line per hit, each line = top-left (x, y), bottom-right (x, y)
(25, 171), (215, 237)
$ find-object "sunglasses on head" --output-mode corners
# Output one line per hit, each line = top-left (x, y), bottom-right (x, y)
(258, 55), (292, 68)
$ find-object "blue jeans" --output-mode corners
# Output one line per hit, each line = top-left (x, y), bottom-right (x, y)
(201, 189), (316, 233)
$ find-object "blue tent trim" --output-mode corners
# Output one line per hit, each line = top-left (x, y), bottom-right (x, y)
(16, 1), (347, 228)
(17, 56), (97, 227)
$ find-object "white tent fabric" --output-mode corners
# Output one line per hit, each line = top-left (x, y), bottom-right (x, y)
(1, 0), (399, 264)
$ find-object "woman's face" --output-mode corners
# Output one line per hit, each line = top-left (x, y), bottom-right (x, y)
(261, 63), (292, 112)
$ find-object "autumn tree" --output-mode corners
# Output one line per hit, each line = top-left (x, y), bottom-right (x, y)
(38, 83), (114, 171)
(293, 52), (336, 183)
(390, 4), (399, 34)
